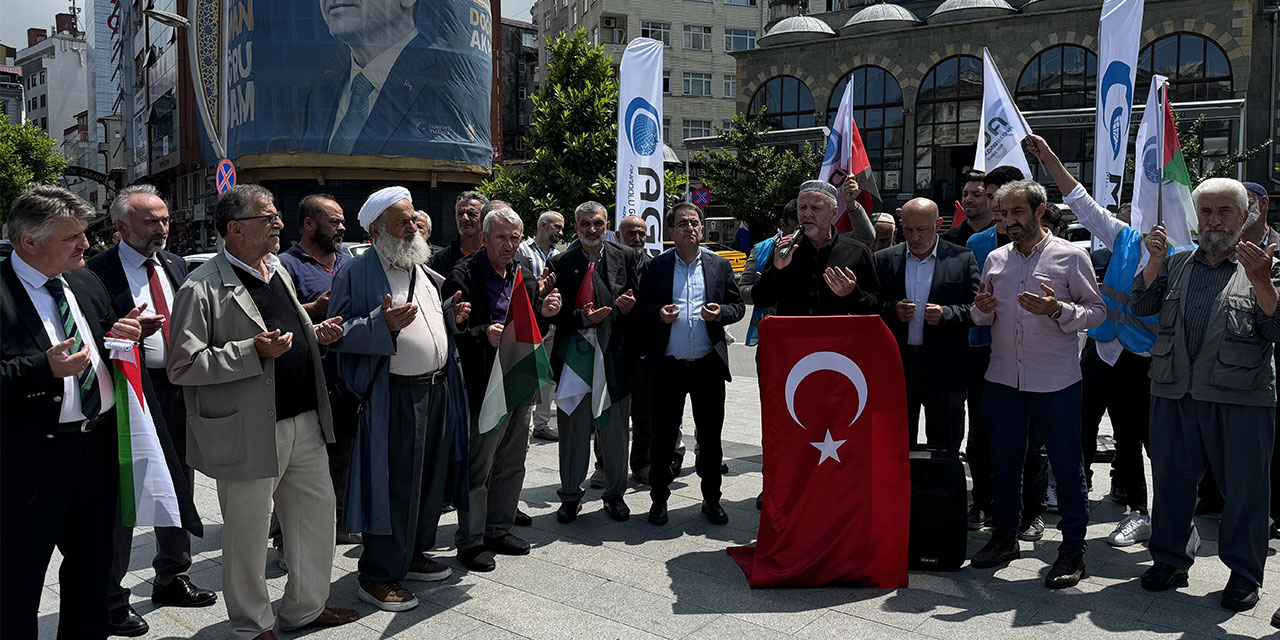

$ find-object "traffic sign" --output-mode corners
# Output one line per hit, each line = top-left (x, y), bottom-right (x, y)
(692, 187), (711, 208)
(216, 159), (237, 194)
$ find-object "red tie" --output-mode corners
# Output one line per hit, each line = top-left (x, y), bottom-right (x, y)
(145, 260), (171, 344)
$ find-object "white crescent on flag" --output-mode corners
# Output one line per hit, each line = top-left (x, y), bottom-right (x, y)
(784, 351), (868, 429)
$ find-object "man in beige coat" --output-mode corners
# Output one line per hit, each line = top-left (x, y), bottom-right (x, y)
(167, 185), (356, 639)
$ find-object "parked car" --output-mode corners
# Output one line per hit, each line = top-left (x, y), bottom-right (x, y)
(662, 241), (747, 277)
(339, 241), (373, 258)
(183, 252), (217, 271)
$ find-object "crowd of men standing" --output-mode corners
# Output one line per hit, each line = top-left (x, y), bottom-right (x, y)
(3, 150), (1279, 636)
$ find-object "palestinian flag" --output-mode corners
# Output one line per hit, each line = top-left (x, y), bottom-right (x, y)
(108, 338), (182, 528)
(554, 262), (611, 426)
(477, 269), (553, 434)
(952, 201), (967, 229)
(1130, 75), (1197, 249)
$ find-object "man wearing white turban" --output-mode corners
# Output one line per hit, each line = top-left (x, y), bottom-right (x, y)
(327, 186), (474, 612)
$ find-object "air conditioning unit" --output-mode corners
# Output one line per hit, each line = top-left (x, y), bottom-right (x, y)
(602, 17), (617, 29)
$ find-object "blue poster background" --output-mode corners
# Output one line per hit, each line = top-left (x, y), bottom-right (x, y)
(225, 0), (492, 168)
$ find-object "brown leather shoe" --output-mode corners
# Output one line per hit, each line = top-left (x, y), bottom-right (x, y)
(358, 580), (418, 612)
(303, 606), (359, 627)
(407, 556), (453, 581)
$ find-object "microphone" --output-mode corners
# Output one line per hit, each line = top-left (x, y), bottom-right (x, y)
(777, 225), (806, 261)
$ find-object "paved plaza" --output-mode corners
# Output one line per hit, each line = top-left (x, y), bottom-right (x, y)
(39, 334), (1280, 639)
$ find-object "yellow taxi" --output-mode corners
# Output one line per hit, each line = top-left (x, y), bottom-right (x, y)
(662, 241), (748, 278)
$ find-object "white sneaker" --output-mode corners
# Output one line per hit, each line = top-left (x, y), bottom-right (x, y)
(1107, 512), (1152, 547)
(1186, 522), (1201, 556)
(1046, 485), (1059, 513)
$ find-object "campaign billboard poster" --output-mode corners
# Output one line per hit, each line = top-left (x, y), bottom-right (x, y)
(219, 0), (493, 169)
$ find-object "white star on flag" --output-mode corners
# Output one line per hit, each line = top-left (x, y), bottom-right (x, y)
(810, 429), (847, 465)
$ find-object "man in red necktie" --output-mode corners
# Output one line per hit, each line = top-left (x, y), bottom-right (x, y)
(87, 185), (213, 635)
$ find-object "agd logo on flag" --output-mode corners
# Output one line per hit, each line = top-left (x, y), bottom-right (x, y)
(615, 38), (665, 254)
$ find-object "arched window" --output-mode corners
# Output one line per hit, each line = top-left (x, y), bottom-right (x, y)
(914, 55), (982, 196)
(1016, 44), (1097, 111)
(1137, 33), (1232, 102)
(748, 75), (816, 130)
(828, 67), (905, 196)
(1137, 34), (1234, 178)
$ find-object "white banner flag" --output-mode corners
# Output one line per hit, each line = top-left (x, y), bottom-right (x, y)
(974, 48), (1033, 179)
(1092, 0), (1145, 212)
(1130, 75), (1197, 250)
(616, 38), (665, 254)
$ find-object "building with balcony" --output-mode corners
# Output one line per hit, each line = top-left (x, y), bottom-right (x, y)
(730, 0), (1278, 213)
(0, 64), (23, 126)
(15, 16), (88, 141)
(501, 18), (540, 162)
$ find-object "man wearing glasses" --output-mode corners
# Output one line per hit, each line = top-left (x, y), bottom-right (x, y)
(636, 203), (745, 526)
(167, 185), (357, 637)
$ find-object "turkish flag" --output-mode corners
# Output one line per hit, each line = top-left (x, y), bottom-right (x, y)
(728, 315), (910, 588)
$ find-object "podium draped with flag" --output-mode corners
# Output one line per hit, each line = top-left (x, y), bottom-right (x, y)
(729, 316), (910, 588)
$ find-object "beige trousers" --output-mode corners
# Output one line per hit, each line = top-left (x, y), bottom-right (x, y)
(216, 410), (336, 639)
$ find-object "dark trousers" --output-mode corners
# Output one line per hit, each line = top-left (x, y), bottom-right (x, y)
(327, 381), (359, 529)
(629, 356), (654, 475)
(2, 426), (117, 640)
(966, 347), (1048, 521)
(1079, 341), (1151, 511)
(358, 377), (451, 583)
(986, 381), (1088, 551)
(903, 348), (967, 452)
(649, 355), (725, 504)
(1149, 395), (1275, 586)
(109, 370), (193, 613)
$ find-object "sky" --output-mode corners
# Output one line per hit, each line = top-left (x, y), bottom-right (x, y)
(2, 0), (538, 58)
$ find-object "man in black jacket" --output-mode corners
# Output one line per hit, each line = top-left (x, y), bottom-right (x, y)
(86, 185), (214, 634)
(442, 202), (560, 572)
(874, 197), (980, 452)
(637, 203), (746, 526)
(544, 201), (640, 523)
(1, 186), (144, 640)
(752, 180), (881, 316)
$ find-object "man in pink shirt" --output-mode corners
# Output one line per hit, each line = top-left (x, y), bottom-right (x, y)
(968, 180), (1106, 589)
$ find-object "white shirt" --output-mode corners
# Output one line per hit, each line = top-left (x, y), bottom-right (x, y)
(329, 28), (419, 146)
(11, 252), (115, 422)
(904, 240), (938, 346)
(118, 242), (176, 369)
(377, 249), (447, 375)
(225, 249), (281, 284)
(1062, 183), (1150, 365)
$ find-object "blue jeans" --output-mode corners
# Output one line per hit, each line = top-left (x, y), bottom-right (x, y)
(984, 381), (1088, 552)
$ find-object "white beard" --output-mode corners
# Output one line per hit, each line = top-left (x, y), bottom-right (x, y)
(1199, 228), (1241, 255)
(375, 231), (431, 268)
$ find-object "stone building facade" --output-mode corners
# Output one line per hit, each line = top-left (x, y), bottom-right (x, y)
(733, 0), (1278, 211)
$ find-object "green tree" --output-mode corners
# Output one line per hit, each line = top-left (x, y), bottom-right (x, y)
(483, 28), (686, 237)
(691, 111), (822, 242)
(1175, 113), (1271, 186)
(0, 121), (68, 223)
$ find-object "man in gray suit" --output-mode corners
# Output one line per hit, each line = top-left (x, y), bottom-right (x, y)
(167, 185), (356, 638)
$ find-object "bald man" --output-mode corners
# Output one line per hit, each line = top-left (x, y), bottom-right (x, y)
(873, 198), (980, 452)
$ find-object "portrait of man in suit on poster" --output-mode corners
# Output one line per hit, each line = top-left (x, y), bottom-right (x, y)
(290, 0), (491, 164)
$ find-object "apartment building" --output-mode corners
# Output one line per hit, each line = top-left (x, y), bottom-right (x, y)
(15, 16), (88, 140)
(530, 0), (769, 162)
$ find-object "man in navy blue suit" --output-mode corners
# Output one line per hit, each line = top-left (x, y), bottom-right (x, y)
(296, 0), (490, 165)
(637, 203), (746, 527)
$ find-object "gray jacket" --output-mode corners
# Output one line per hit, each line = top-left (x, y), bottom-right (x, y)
(1136, 251), (1278, 407)
(167, 252), (334, 480)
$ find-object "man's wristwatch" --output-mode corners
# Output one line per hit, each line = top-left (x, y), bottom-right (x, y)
(1049, 302), (1064, 320)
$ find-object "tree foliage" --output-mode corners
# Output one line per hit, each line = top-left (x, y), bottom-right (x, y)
(483, 28), (687, 237)
(0, 121), (69, 223)
(691, 111), (822, 242)
(1175, 113), (1271, 186)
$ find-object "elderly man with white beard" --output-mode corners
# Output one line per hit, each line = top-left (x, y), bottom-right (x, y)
(327, 187), (473, 613)
(1130, 178), (1280, 612)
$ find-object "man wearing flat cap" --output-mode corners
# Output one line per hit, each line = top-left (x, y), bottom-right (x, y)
(751, 180), (882, 317)
(327, 186), (473, 613)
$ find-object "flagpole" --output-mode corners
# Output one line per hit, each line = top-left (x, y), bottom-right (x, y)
(1156, 80), (1165, 228)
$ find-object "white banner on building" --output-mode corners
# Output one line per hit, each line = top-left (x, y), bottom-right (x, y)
(1091, 0), (1145, 212)
(974, 48), (1033, 179)
(615, 38), (665, 254)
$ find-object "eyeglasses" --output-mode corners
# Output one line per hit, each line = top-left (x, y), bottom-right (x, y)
(674, 219), (702, 229)
(231, 213), (283, 223)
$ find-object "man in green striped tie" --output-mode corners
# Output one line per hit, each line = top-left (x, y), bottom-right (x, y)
(1, 185), (144, 639)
